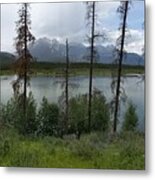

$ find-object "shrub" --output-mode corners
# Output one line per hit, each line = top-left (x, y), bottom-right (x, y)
(68, 94), (88, 138)
(122, 102), (138, 131)
(91, 89), (110, 131)
(20, 92), (37, 135)
(70, 133), (105, 160)
(0, 92), (37, 136)
(37, 97), (59, 136)
(0, 98), (17, 128)
(68, 89), (110, 138)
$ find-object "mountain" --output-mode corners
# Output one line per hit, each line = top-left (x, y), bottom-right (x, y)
(0, 52), (15, 67)
(29, 38), (65, 62)
(1, 38), (144, 66)
(29, 38), (144, 65)
(97, 45), (144, 65)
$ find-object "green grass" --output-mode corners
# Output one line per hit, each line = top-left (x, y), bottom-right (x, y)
(0, 130), (145, 169)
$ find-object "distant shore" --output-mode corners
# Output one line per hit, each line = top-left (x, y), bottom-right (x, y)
(0, 62), (144, 76)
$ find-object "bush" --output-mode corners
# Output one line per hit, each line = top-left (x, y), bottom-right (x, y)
(68, 89), (110, 138)
(0, 92), (37, 136)
(122, 102), (138, 131)
(91, 89), (110, 131)
(68, 94), (88, 138)
(70, 133), (105, 160)
(15, 92), (37, 135)
(37, 97), (60, 136)
(1, 98), (18, 128)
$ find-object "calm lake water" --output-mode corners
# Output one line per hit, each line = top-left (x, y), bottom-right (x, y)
(0, 75), (144, 131)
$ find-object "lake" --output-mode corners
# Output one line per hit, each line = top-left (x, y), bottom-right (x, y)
(0, 75), (144, 131)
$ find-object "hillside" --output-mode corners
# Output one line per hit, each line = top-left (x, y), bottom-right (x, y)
(0, 52), (15, 68)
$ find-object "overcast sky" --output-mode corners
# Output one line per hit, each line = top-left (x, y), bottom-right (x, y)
(1, 0), (144, 54)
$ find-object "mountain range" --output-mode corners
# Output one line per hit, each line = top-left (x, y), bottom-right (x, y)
(0, 37), (144, 66)
(29, 38), (144, 65)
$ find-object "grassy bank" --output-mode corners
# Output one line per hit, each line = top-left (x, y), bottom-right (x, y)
(0, 129), (144, 169)
(0, 62), (144, 76)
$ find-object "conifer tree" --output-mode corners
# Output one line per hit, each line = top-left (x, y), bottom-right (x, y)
(13, 3), (35, 115)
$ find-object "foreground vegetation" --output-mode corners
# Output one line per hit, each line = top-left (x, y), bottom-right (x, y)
(0, 91), (145, 169)
(0, 129), (144, 169)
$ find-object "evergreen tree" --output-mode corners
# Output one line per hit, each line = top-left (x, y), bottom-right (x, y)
(13, 3), (35, 115)
(122, 102), (138, 131)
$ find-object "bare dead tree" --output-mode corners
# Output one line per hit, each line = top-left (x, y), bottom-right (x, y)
(86, 1), (96, 133)
(65, 39), (69, 131)
(54, 39), (78, 136)
(112, 1), (129, 132)
(86, 1), (104, 133)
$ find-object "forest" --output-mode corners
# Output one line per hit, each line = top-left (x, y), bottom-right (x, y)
(0, 1), (145, 169)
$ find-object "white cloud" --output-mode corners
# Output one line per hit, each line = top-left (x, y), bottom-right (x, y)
(1, 2), (144, 55)
(100, 28), (144, 55)
(31, 3), (86, 38)
(1, 4), (19, 52)
(125, 29), (144, 54)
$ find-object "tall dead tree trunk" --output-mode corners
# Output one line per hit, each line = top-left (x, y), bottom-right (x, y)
(88, 1), (95, 133)
(65, 39), (69, 131)
(113, 1), (129, 132)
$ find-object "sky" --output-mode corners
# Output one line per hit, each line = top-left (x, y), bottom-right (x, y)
(1, 0), (144, 55)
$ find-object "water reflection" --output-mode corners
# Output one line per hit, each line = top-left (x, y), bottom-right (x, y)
(1, 75), (144, 131)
